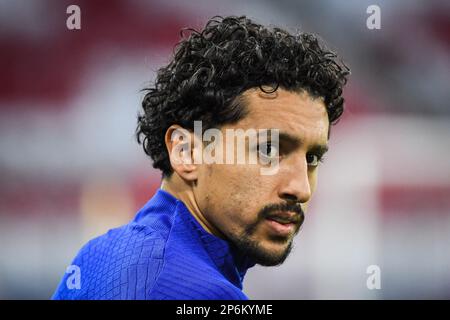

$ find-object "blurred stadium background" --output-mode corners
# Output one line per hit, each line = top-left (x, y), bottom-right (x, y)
(0, 0), (449, 299)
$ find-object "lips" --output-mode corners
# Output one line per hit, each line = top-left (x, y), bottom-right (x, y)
(264, 211), (303, 236)
(265, 219), (296, 236)
(266, 211), (301, 225)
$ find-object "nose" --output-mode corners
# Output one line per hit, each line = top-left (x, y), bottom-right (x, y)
(278, 158), (312, 204)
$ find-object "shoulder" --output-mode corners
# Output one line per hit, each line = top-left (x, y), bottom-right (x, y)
(53, 223), (167, 300)
(86, 223), (165, 257)
(74, 223), (166, 271)
(149, 262), (248, 300)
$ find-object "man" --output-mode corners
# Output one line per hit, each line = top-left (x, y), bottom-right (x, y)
(53, 15), (349, 300)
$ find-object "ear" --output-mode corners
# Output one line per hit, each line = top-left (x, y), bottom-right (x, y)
(165, 124), (199, 181)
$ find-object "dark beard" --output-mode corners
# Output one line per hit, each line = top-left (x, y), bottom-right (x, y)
(230, 231), (294, 266)
(228, 201), (304, 266)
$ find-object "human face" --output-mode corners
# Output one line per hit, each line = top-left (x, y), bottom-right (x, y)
(194, 87), (330, 266)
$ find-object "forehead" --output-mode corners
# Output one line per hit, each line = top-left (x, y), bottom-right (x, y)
(237, 87), (329, 140)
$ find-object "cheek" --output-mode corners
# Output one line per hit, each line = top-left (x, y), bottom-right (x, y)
(211, 163), (259, 193)
(201, 164), (272, 227)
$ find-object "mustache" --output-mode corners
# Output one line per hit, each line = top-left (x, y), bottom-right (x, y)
(242, 201), (305, 237)
(258, 202), (305, 225)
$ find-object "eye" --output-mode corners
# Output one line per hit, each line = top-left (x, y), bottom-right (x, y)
(306, 153), (324, 167)
(258, 142), (279, 159)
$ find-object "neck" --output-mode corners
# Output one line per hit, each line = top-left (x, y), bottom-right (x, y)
(160, 174), (225, 239)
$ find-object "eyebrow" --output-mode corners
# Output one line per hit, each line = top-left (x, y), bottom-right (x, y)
(278, 131), (329, 155)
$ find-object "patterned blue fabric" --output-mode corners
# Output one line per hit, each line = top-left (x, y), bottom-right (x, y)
(52, 189), (255, 300)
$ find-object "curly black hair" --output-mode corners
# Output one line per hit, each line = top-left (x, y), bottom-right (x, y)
(136, 15), (350, 177)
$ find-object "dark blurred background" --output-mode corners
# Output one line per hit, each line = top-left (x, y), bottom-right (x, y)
(0, 0), (449, 299)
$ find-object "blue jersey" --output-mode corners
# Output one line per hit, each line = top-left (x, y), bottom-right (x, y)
(52, 189), (254, 299)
